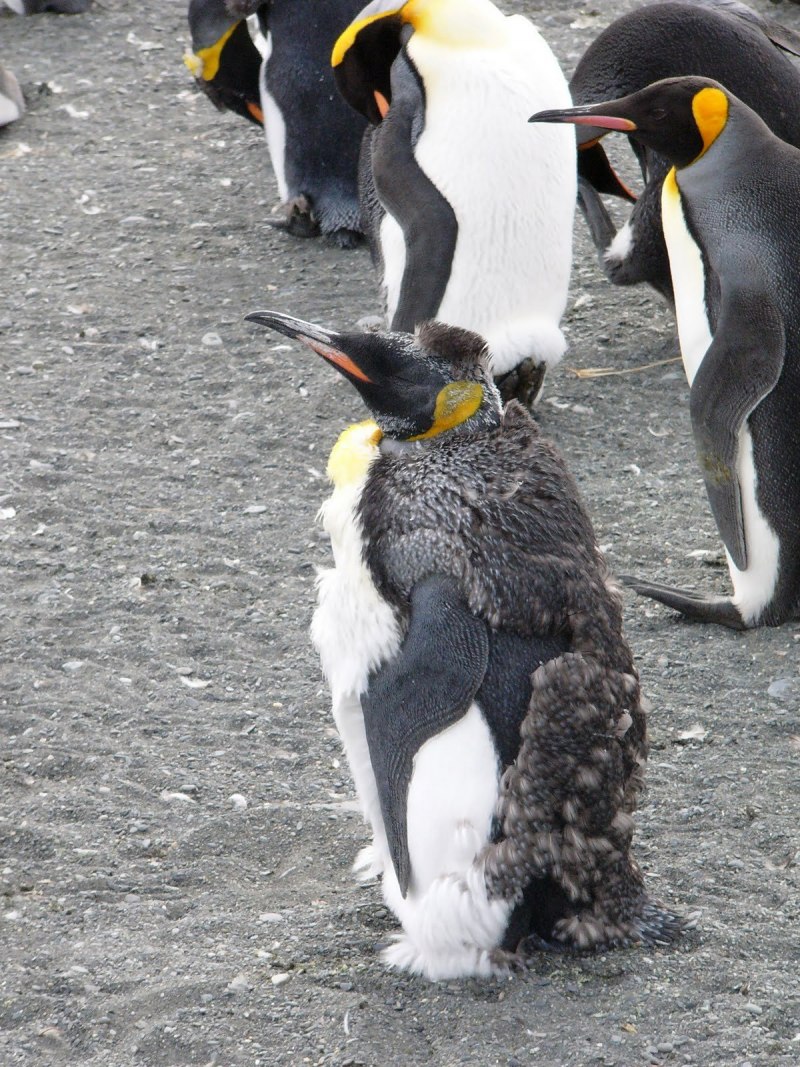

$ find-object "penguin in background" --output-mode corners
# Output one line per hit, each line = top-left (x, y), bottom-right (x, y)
(532, 77), (800, 630)
(569, 0), (800, 301)
(186, 0), (367, 247)
(0, 64), (24, 127)
(245, 309), (682, 979)
(331, 0), (576, 406)
(1, 0), (91, 11)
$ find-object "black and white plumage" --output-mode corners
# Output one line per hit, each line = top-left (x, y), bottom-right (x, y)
(187, 0), (367, 246)
(533, 78), (800, 629)
(569, 0), (800, 300)
(1, 0), (91, 11)
(332, 0), (576, 404)
(246, 309), (682, 978)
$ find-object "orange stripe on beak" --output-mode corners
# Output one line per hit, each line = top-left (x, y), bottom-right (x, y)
(247, 101), (264, 124)
(374, 90), (390, 118)
(307, 340), (373, 383)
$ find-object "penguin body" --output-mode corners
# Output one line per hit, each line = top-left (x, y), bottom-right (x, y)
(187, 0), (367, 246)
(246, 310), (682, 978)
(569, 0), (800, 300)
(333, 0), (576, 399)
(0, 64), (24, 128)
(532, 78), (800, 629)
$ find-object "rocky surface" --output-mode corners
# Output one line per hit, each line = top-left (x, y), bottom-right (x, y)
(1, 1), (798, 1064)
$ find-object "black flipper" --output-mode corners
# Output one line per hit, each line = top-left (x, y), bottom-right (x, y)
(620, 575), (746, 630)
(688, 276), (785, 571)
(370, 51), (458, 330)
(361, 575), (489, 897)
(578, 143), (637, 202)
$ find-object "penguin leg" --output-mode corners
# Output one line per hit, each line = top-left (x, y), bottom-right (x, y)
(620, 575), (746, 630)
(266, 195), (320, 239)
(495, 359), (547, 409)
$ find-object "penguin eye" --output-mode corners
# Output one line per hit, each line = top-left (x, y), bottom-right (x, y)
(649, 107), (668, 122)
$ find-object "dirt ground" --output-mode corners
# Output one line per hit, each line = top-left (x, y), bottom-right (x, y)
(1, 1), (798, 1064)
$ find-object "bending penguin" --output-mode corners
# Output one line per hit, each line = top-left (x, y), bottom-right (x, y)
(332, 0), (576, 405)
(246, 309), (682, 978)
(532, 77), (800, 629)
(569, 0), (800, 300)
(186, 0), (367, 246)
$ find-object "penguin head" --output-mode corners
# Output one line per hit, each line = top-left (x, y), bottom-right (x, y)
(185, 0), (264, 125)
(332, 0), (506, 123)
(245, 311), (501, 441)
(531, 77), (732, 169)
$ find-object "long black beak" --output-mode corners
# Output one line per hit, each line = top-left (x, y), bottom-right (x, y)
(530, 104), (637, 147)
(245, 310), (374, 383)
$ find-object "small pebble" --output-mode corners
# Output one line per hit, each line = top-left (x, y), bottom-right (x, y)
(244, 505), (267, 515)
(744, 1003), (762, 1016)
(201, 331), (222, 347)
(271, 972), (290, 987)
(228, 793), (247, 811)
(767, 678), (796, 701)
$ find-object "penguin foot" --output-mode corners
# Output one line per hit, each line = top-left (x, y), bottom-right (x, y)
(495, 358), (546, 409)
(267, 196), (320, 239)
(326, 227), (363, 251)
(620, 575), (747, 630)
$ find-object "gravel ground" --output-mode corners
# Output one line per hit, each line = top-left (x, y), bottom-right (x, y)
(1, 1), (798, 1065)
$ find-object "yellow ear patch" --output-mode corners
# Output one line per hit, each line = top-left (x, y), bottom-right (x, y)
(184, 22), (237, 82)
(327, 420), (383, 487)
(692, 86), (729, 159)
(409, 381), (483, 440)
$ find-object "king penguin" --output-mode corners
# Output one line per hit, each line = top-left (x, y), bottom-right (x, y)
(532, 77), (800, 630)
(186, 0), (367, 246)
(568, 0), (800, 301)
(245, 309), (682, 979)
(331, 0), (576, 405)
(1, 0), (91, 10)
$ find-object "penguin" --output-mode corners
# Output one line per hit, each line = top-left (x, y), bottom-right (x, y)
(331, 0), (576, 406)
(568, 0), (800, 301)
(531, 77), (800, 630)
(1, 0), (91, 11)
(186, 0), (265, 127)
(187, 0), (367, 247)
(0, 65), (24, 128)
(245, 309), (682, 978)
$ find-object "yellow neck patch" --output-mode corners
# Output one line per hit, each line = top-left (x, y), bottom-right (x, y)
(332, 5), (405, 67)
(691, 86), (728, 160)
(184, 22), (237, 82)
(408, 381), (483, 441)
(327, 420), (383, 488)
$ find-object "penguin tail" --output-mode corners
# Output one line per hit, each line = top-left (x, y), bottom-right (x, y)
(620, 575), (747, 630)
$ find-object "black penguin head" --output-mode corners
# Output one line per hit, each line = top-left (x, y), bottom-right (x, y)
(332, 0), (413, 123)
(245, 311), (501, 441)
(185, 0), (264, 125)
(531, 77), (732, 169)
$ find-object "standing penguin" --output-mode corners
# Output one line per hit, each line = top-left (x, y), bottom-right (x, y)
(246, 309), (681, 978)
(532, 77), (800, 629)
(569, 0), (800, 300)
(186, 0), (367, 246)
(1, 1), (91, 11)
(331, 0), (576, 405)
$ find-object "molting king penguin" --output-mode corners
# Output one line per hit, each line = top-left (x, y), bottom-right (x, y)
(532, 77), (800, 630)
(567, 0), (800, 301)
(331, 0), (576, 406)
(186, 0), (367, 247)
(245, 308), (682, 979)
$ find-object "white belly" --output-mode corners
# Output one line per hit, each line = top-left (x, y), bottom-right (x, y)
(661, 172), (713, 385)
(259, 41), (288, 201)
(388, 24), (575, 374)
(380, 703), (513, 980)
(726, 427), (781, 624)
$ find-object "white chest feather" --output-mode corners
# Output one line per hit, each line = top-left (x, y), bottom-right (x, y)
(661, 170), (713, 386)
(258, 37), (288, 202)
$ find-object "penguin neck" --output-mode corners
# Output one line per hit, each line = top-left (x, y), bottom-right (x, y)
(403, 0), (507, 48)
(327, 420), (383, 489)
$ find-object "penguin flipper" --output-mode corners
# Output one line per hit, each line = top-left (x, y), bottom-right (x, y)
(620, 575), (746, 630)
(578, 144), (637, 202)
(362, 575), (489, 898)
(689, 280), (785, 571)
(371, 54), (458, 331)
